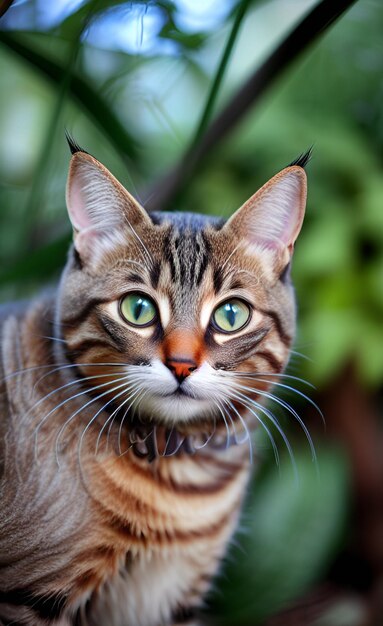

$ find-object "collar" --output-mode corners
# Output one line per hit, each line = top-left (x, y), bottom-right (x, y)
(127, 421), (237, 462)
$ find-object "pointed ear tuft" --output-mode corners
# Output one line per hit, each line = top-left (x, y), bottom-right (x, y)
(66, 152), (151, 260)
(65, 130), (88, 156)
(225, 166), (307, 255)
(287, 146), (313, 169)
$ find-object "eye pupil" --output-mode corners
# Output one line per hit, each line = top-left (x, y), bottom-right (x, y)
(134, 300), (144, 320)
(225, 304), (236, 327)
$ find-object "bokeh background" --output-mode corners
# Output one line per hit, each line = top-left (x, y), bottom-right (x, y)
(0, 0), (382, 624)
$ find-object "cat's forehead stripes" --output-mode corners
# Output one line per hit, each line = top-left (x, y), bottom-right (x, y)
(127, 271), (145, 284)
(162, 226), (212, 291)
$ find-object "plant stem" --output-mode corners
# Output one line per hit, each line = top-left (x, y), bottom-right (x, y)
(190, 0), (253, 150)
(0, 32), (139, 163)
(0, 0), (14, 19)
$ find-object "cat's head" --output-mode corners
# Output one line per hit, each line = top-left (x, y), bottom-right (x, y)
(57, 147), (307, 431)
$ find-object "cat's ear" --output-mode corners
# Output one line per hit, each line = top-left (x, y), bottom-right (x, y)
(225, 166), (307, 259)
(66, 152), (151, 260)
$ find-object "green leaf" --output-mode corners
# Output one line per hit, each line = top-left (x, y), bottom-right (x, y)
(158, 21), (206, 50)
(357, 318), (383, 386)
(59, 0), (177, 39)
(0, 233), (71, 288)
(209, 447), (349, 625)
(189, 0), (254, 148)
(0, 31), (141, 167)
(58, 0), (133, 38)
(298, 309), (360, 384)
(294, 210), (355, 276)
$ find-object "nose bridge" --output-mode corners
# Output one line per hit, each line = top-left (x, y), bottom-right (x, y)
(164, 328), (200, 360)
(163, 328), (203, 382)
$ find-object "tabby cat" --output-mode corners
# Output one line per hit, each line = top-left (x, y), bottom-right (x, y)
(0, 142), (309, 626)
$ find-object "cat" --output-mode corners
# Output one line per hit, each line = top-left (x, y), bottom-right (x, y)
(0, 140), (309, 626)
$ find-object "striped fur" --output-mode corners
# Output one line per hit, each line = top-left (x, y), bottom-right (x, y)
(0, 152), (307, 625)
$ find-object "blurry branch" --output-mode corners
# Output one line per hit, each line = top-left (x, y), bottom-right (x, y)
(146, 0), (358, 211)
(22, 20), (85, 244)
(189, 0), (253, 150)
(0, 31), (141, 167)
(0, 0), (14, 19)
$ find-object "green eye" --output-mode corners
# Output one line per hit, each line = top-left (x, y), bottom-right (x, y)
(213, 299), (251, 333)
(120, 293), (157, 327)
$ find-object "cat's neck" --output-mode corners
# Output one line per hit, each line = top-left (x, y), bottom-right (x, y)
(125, 417), (238, 462)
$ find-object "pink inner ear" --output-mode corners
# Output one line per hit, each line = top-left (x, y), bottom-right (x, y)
(67, 175), (93, 231)
(75, 227), (101, 258)
(245, 168), (307, 249)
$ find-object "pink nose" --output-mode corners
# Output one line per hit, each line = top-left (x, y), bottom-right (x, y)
(165, 358), (197, 383)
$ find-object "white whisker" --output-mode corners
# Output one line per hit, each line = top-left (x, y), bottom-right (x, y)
(289, 348), (313, 362)
(33, 376), (129, 461)
(250, 378), (324, 425)
(122, 214), (154, 270)
(221, 398), (253, 463)
(56, 379), (136, 467)
(230, 381), (317, 463)
(220, 242), (242, 272)
(211, 399), (232, 451)
(1, 361), (128, 386)
(29, 374), (128, 429)
(117, 386), (148, 455)
(33, 362), (129, 390)
(226, 397), (278, 466)
(228, 371), (316, 388)
(96, 384), (143, 454)
(189, 420), (217, 453)
(229, 389), (297, 479)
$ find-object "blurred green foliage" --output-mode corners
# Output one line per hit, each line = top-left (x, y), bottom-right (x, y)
(209, 447), (349, 624)
(0, 0), (381, 623)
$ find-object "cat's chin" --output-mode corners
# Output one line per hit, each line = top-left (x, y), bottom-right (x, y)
(134, 393), (216, 425)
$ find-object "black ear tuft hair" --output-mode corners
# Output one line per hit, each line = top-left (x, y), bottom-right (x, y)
(288, 146), (313, 169)
(65, 130), (88, 155)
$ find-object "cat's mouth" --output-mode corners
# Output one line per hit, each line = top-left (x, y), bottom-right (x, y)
(113, 360), (224, 424)
(163, 386), (195, 399)
(135, 390), (215, 424)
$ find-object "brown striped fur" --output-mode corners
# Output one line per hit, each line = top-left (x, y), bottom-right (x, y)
(0, 150), (307, 625)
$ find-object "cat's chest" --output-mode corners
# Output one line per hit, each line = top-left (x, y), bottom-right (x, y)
(83, 545), (212, 626)
(68, 450), (249, 611)
(42, 449), (246, 626)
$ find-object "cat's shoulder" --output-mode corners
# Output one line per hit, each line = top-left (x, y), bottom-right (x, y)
(0, 289), (56, 326)
(0, 299), (31, 325)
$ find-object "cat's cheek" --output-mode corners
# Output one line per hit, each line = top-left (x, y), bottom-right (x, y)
(262, 334), (292, 366)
